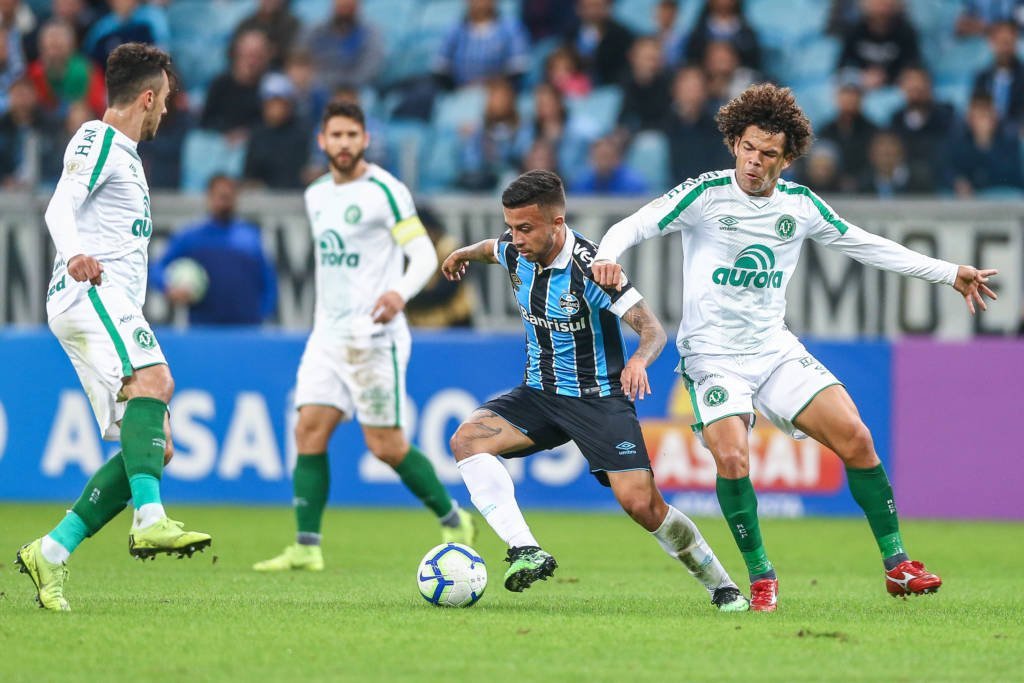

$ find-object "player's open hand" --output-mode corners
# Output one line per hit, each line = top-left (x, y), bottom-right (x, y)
(67, 254), (103, 286)
(953, 265), (998, 315)
(620, 358), (652, 401)
(442, 249), (471, 281)
(591, 260), (623, 291)
(372, 290), (405, 323)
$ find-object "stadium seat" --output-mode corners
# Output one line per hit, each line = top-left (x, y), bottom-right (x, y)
(931, 38), (991, 88)
(566, 87), (623, 140)
(359, 0), (417, 43)
(383, 120), (430, 190)
(861, 86), (906, 127)
(418, 130), (461, 192)
(523, 36), (562, 90)
(792, 82), (838, 128)
(774, 37), (841, 86)
(167, 0), (255, 91)
(746, 0), (828, 49)
(625, 130), (670, 192)
(292, 0), (332, 26)
(905, 0), (961, 38)
(613, 0), (662, 34)
(180, 130), (248, 193)
(414, 0), (466, 32)
(432, 86), (487, 132)
(379, 29), (446, 87)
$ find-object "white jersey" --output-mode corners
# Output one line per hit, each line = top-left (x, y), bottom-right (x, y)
(595, 169), (959, 356)
(304, 163), (426, 338)
(45, 120), (152, 319)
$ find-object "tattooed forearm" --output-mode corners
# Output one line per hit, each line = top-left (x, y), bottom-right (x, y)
(622, 300), (666, 366)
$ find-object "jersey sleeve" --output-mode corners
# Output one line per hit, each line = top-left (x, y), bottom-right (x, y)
(370, 175), (427, 246)
(60, 124), (117, 195)
(805, 188), (957, 285)
(582, 260), (642, 317)
(494, 229), (518, 271)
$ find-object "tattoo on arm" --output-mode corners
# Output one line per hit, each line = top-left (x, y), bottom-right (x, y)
(621, 300), (666, 366)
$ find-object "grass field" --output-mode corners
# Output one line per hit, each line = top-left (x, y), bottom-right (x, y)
(1, 503), (1021, 682)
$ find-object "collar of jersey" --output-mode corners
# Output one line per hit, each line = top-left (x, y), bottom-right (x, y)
(535, 226), (575, 272)
(728, 169), (777, 210)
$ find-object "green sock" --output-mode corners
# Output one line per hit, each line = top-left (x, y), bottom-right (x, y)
(70, 451), (132, 535)
(846, 464), (906, 562)
(121, 397), (167, 507)
(48, 511), (89, 554)
(393, 445), (453, 518)
(716, 475), (774, 580)
(294, 453), (329, 541)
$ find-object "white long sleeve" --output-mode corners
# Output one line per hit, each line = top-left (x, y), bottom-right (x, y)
(44, 177), (89, 261)
(394, 234), (438, 302)
(813, 222), (958, 286)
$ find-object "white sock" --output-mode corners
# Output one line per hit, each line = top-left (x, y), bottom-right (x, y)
(41, 535), (71, 564)
(652, 505), (735, 596)
(133, 503), (167, 530)
(457, 453), (538, 548)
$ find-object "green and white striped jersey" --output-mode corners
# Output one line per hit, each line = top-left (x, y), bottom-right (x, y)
(303, 163), (426, 337)
(595, 169), (958, 356)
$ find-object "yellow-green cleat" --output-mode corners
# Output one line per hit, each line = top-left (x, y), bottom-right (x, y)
(441, 508), (477, 546)
(712, 586), (751, 612)
(129, 517), (212, 560)
(253, 543), (324, 571)
(15, 539), (70, 611)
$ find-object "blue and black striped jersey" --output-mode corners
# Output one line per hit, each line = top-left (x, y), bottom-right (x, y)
(495, 228), (643, 397)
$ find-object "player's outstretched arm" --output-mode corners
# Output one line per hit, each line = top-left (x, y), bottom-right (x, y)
(952, 265), (998, 315)
(619, 299), (667, 401)
(441, 239), (497, 281)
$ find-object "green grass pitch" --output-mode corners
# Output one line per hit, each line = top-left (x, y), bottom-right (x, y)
(1, 503), (1021, 682)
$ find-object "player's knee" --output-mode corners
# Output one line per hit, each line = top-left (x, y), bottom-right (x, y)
(449, 423), (476, 461)
(294, 420), (328, 453)
(714, 446), (750, 478)
(619, 492), (662, 530)
(838, 421), (876, 466)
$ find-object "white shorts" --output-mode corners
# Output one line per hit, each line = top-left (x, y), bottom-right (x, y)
(49, 285), (167, 441)
(293, 327), (411, 428)
(679, 335), (841, 444)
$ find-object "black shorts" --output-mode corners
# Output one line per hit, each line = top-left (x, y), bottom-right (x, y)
(481, 384), (651, 487)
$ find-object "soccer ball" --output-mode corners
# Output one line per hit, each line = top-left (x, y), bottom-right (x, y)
(416, 543), (487, 607)
(165, 257), (209, 302)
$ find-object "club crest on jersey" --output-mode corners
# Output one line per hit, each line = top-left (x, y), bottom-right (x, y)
(558, 292), (580, 314)
(510, 271), (522, 292)
(703, 385), (729, 407)
(319, 229), (360, 267)
(133, 328), (156, 350)
(712, 244), (783, 289)
(344, 204), (362, 224)
(775, 214), (796, 240)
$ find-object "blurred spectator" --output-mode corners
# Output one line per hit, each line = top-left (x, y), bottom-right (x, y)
(517, 82), (590, 177)
(951, 92), (1024, 195)
(82, 0), (169, 67)
(283, 50), (328, 127)
(153, 175), (278, 326)
(0, 0), (36, 56)
(662, 66), (732, 181)
(889, 66), (955, 191)
(543, 45), (591, 98)
(617, 35), (672, 136)
(405, 205), (474, 328)
(0, 26), (25, 111)
(199, 28), (271, 137)
(231, 0), (300, 71)
(797, 140), (842, 193)
(703, 40), (761, 105)
(521, 138), (560, 173)
(433, 0), (529, 90)
(24, 0), (95, 63)
(243, 73), (310, 189)
(972, 21), (1024, 125)
(0, 77), (59, 187)
(456, 77), (521, 191)
(567, 0), (634, 85)
(27, 20), (104, 117)
(41, 98), (91, 184)
(570, 135), (649, 195)
(826, 0), (862, 36)
(838, 0), (921, 89)
(138, 88), (192, 189)
(655, 0), (686, 68)
(858, 130), (932, 195)
(304, 0), (383, 92)
(956, 0), (1024, 37)
(818, 81), (878, 191)
(685, 0), (761, 69)
(519, 0), (578, 42)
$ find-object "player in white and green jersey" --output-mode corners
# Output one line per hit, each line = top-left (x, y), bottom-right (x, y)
(15, 44), (210, 612)
(593, 84), (998, 611)
(254, 102), (474, 573)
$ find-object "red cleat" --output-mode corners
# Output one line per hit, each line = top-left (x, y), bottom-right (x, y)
(750, 578), (778, 612)
(885, 560), (942, 597)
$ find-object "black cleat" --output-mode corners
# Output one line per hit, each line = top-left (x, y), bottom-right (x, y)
(503, 546), (557, 592)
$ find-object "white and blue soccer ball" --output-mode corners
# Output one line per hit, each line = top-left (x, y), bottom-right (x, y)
(165, 257), (209, 302)
(416, 543), (487, 607)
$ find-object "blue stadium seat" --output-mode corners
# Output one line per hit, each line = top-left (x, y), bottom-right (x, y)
(935, 82), (971, 114)
(905, 0), (961, 38)
(625, 131), (670, 192)
(613, 0), (661, 34)
(773, 37), (841, 86)
(359, 0), (417, 43)
(418, 130), (461, 192)
(931, 38), (991, 88)
(746, 0), (828, 49)
(792, 82), (837, 128)
(523, 36), (562, 90)
(415, 0), (466, 32)
(566, 87), (623, 139)
(168, 0), (255, 90)
(382, 120), (430, 188)
(379, 29), (446, 86)
(292, 0), (332, 26)
(861, 86), (906, 127)
(181, 130), (247, 193)
(432, 86), (487, 132)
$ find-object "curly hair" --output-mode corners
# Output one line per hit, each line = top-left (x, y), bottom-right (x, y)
(715, 83), (813, 160)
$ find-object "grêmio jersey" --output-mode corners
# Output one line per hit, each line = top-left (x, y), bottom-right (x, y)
(595, 169), (958, 357)
(46, 121), (153, 319)
(495, 228), (642, 397)
(304, 163), (427, 338)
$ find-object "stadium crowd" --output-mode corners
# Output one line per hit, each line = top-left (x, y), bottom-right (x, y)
(0, 0), (1023, 197)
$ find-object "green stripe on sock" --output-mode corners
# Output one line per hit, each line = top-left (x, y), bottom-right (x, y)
(716, 475), (773, 577)
(394, 446), (453, 518)
(294, 453), (329, 535)
(846, 464), (905, 559)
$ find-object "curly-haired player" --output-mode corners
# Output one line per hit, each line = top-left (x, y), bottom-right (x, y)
(590, 83), (998, 611)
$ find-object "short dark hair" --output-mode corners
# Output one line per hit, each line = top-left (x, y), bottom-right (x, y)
(206, 173), (236, 192)
(716, 83), (813, 160)
(105, 43), (173, 106)
(501, 170), (565, 211)
(321, 101), (365, 129)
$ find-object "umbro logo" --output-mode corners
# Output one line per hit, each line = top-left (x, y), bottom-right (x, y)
(616, 441), (637, 455)
(718, 215), (739, 231)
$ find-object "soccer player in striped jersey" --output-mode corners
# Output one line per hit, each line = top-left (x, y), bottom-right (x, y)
(253, 102), (475, 572)
(592, 84), (998, 611)
(441, 170), (749, 611)
(16, 44), (211, 612)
